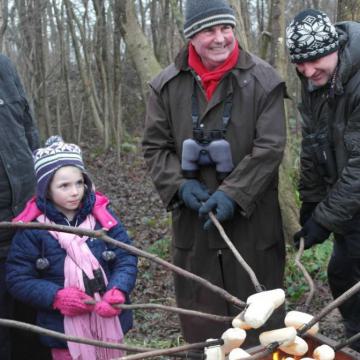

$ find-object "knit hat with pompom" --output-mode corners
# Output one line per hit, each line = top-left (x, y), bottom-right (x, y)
(33, 135), (86, 198)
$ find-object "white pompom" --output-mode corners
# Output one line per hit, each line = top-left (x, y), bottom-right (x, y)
(45, 135), (64, 146)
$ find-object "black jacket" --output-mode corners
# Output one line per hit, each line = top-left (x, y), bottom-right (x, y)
(298, 22), (360, 234)
(0, 54), (39, 257)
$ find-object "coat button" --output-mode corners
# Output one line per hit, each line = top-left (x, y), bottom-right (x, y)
(0, 99), (4, 105)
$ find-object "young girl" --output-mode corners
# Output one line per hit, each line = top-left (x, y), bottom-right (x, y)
(6, 136), (138, 360)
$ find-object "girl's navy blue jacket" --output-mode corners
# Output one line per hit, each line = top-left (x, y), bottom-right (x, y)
(5, 191), (138, 348)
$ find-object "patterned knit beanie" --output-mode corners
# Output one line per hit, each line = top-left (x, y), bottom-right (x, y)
(183, 0), (236, 39)
(33, 135), (87, 198)
(286, 9), (339, 63)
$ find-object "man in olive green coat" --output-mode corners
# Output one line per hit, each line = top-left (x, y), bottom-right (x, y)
(142, 0), (286, 346)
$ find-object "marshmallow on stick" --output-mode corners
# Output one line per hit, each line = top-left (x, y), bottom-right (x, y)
(285, 310), (319, 335)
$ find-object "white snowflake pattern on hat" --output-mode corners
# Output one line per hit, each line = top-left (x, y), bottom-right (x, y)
(286, 9), (339, 63)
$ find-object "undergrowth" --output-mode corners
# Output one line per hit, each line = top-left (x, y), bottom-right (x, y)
(285, 238), (333, 305)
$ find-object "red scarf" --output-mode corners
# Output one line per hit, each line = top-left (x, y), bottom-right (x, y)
(188, 41), (240, 100)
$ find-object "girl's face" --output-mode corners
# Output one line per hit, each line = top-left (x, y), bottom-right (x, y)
(48, 166), (85, 220)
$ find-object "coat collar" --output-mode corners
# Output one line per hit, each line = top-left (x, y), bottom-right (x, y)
(36, 190), (96, 226)
(174, 43), (255, 117)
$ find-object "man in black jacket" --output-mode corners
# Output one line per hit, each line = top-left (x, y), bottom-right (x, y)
(286, 9), (360, 351)
(0, 54), (44, 359)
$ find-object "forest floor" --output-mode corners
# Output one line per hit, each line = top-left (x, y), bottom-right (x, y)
(84, 140), (347, 355)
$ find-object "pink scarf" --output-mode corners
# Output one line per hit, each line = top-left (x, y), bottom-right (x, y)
(37, 214), (123, 360)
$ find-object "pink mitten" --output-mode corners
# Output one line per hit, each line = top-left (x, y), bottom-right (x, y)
(95, 300), (120, 317)
(94, 288), (125, 317)
(103, 288), (126, 305)
(53, 287), (94, 317)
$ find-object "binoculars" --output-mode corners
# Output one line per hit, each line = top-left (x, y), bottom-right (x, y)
(181, 129), (234, 181)
(83, 268), (106, 296)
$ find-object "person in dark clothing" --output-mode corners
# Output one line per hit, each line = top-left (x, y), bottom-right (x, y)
(286, 9), (360, 352)
(0, 53), (44, 359)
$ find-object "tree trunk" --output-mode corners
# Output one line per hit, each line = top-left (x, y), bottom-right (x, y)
(118, 0), (162, 99)
(63, 0), (105, 137)
(228, 0), (249, 51)
(52, 0), (76, 141)
(269, 0), (300, 241)
(0, 0), (8, 52)
(93, 0), (111, 148)
(33, 0), (52, 138)
(113, 0), (124, 163)
(169, 0), (185, 44)
(337, 0), (360, 21)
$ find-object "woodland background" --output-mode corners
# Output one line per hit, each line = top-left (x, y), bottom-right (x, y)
(0, 0), (355, 237)
(0, 0), (359, 351)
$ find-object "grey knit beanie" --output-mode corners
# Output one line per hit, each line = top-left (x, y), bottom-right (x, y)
(286, 9), (339, 63)
(183, 0), (236, 39)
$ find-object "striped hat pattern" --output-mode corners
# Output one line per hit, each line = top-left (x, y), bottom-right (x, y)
(183, 0), (236, 39)
(33, 135), (85, 198)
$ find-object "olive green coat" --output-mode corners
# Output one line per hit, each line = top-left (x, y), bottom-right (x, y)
(142, 45), (286, 345)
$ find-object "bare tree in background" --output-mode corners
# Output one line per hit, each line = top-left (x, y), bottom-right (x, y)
(0, 0), (342, 222)
(118, 0), (161, 100)
(337, 0), (360, 20)
(228, 0), (249, 50)
(0, 0), (8, 52)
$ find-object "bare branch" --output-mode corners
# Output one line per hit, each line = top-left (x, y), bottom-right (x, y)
(335, 332), (360, 351)
(115, 339), (223, 360)
(0, 317), (217, 358)
(295, 238), (316, 311)
(0, 221), (245, 309)
(0, 318), (142, 351)
(298, 280), (360, 336)
(84, 301), (233, 322)
(209, 212), (263, 292)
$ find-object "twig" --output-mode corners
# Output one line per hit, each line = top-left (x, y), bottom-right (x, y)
(209, 212), (263, 293)
(115, 339), (223, 360)
(84, 301), (233, 322)
(334, 332), (360, 351)
(298, 279), (360, 336)
(0, 221), (245, 309)
(244, 343), (278, 360)
(0, 317), (209, 358)
(0, 318), (141, 351)
(295, 238), (315, 311)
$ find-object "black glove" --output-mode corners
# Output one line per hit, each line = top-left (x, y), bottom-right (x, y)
(299, 202), (318, 226)
(293, 218), (331, 250)
(199, 191), (236, 230)
(178, 180), (210, 211)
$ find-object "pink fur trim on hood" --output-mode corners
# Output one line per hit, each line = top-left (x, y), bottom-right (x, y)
(12, 192), (117, 230)
(12, 196), (41, 223)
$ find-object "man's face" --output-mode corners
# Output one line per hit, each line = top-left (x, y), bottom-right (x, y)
(295, 51), (339, 87)
(190, 25), (236, 70)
